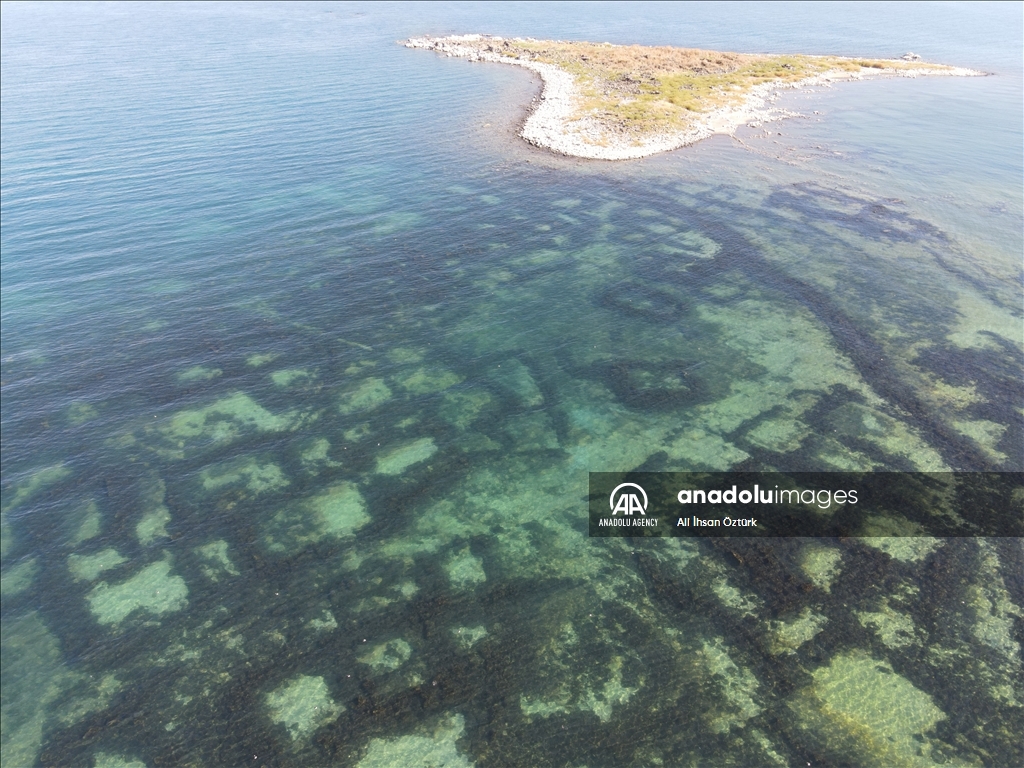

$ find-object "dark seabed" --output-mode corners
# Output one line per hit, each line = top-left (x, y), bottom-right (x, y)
(2, 3), (1022, 767)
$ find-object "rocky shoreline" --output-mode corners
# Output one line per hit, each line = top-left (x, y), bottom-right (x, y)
(405, 35), (984, 161)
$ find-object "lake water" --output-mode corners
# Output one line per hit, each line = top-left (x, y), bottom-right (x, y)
(2, 3), (1021, 766)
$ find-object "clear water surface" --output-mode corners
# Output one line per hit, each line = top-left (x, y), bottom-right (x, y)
(2, 2), (1022, 766)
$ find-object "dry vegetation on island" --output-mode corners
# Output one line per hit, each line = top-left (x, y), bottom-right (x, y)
(506, 39), (913, 134)
(406, 35), (980, 159)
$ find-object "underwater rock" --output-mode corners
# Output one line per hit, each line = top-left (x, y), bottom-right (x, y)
(489, 359), (544, 407)
(308, 610), (338, 631)
(711, 575), (761, 616)
(67, 499), (103, 546)
(338, 377), (392, 414)
(451, 625), (487, 649)
(387, 347), (425, 364)
(439, 388), (493, 430)
(158, 392), (296, 457)
(299, 437), (341, 472)
(374, 437), (437, 475)
(856, 599), (918, 649)
(860, 534), (941, 563)
(310, 485), (370, 537)
(2, 463), (71, 514)
(68, 548), (127, 582)
(135, 477), (172, 546)
(194, 540), (240, 581)
(175, 365), (222, 384)
(768, 607), (828, 655)
(1, 513), (13, 559)
(245, 352), (279, 367)
(358, 638), (412, 673)
(264, 482), (369, 553)
(200, 457), (289, 495)
(444, 548), (486, 591)
(598, 358), (702, 410)
(86, 556), (188, 625)
(745, 415), (812, 453)
(270, 368), (313, 387)
(398, 366), (463, 394)
(701, 637), (763, 733)
(92, 754), (147, 768)
(969, 541), (1023, 664)
(788, 650), (947, 767)
(0, 612), (66, 768)
(66, 402), (99, 425)
(598, 282), (686, 323)
(0, 557), (39, 596)
(355, 713), (473, 768)
(266, 674), (343, 741)
(798, 543), (842, 592)
(827, 402), (947, 470)
(504, 412), (560, 452)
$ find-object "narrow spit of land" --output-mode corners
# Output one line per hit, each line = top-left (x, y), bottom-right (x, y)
(405, 35), (984, 160)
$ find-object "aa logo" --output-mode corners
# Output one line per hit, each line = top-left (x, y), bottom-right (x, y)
(609, 483), (648, 516)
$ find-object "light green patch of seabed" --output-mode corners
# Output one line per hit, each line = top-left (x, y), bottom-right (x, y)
(4, 178), (1022, 767)
(86, 557), (188, 626)
(266, 674), (343, 740)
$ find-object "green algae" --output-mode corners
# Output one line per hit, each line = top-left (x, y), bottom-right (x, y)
(358, 638), (412, 672)
(2, 463), (71, 514)
(375, 437), (437, 475)
(200, 457), (289, 494)
(788, 651), (947, 767)
(355, 713), (473, 768)
(444, 548), (486, 591)
(398, 366), (463, 394)
(68, 548), (128, 582)
(175, 365), (222, 384)
(338, 377), (392, 414)
(86, 557), (188, 625)
(266, 675), (343, 740)
(0, 557), (39, 596)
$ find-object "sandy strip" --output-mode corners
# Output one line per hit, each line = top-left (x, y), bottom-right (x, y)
(405, 35), (984, 161)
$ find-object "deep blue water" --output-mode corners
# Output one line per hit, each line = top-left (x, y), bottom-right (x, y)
(2, 3), (1022, 767)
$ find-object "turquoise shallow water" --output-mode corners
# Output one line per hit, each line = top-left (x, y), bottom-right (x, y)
(2, 3), (1022, 766)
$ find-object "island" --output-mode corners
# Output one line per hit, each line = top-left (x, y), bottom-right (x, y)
(405, 35), (984, 160)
